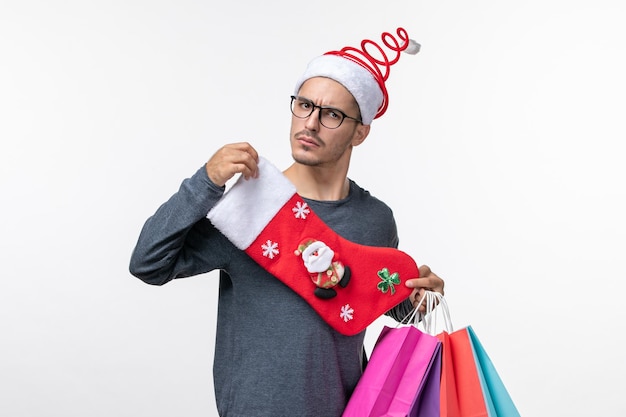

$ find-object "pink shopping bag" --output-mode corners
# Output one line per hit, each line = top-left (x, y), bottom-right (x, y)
(343, 325), (442, 417)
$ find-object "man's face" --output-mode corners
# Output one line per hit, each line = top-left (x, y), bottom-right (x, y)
(289, 77), (369, 168)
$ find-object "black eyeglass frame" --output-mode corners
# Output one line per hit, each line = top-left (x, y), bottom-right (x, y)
(290, 95), (362, 129)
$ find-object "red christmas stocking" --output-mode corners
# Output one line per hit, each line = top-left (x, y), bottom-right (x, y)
(208, 157), (419, 336)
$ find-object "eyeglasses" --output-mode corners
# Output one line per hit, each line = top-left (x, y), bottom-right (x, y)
(290, 96), (362, 129)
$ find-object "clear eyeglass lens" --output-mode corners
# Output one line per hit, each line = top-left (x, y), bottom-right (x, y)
(291, 98), (310, 118)
(320, 109), (342, 128)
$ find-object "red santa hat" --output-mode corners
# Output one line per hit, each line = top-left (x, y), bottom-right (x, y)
(294, 27), (420, 125)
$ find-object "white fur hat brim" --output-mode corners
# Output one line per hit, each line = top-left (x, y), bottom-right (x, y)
(293, 55), (383, 126)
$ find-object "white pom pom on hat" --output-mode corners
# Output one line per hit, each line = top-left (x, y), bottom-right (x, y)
(293, 28), (420, 125)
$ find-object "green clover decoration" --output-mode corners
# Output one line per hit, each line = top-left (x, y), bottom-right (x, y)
(377, 268), (400, 295)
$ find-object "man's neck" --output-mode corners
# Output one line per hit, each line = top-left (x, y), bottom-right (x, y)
(283, 163), (350, 201)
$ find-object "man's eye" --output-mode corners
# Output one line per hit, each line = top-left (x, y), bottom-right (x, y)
(326, 109), (341, 120)
(300, 101), (312, 110)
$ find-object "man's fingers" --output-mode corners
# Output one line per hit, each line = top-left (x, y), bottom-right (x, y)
(205, 142), (260, 186)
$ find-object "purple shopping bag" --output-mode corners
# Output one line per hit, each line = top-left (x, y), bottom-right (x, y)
(343, 325), (442, 417)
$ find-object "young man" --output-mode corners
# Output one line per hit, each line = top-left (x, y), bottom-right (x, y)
(130, 28), (444, 417)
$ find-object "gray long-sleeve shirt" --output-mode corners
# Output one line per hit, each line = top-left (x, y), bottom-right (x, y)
(129, 166), (413, 417)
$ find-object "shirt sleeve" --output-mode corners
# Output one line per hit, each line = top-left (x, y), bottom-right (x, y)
(128, 165), (230, 285)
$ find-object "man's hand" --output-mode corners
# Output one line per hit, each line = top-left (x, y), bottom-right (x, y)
(205, 142), (260, 187)
(405, 265), (445, 313)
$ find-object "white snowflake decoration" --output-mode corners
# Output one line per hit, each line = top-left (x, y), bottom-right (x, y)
(340, 304), (354, 322)
(261, 240), (279, 259)
(292, 201), (310, 219)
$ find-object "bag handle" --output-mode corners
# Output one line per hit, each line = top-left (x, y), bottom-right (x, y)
(422, 291), (454, 334)
(400, 291), (454, 335)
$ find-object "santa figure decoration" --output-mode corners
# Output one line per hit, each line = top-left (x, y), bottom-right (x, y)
(295, 238), (352, 299)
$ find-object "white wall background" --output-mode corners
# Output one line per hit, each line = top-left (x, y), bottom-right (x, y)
(1, 1), (624, 416)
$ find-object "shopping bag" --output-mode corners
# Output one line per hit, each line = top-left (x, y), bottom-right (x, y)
(437, 331), (462, 417)
(342, 324), (442, 417)
(438, 326), (521, 417)
(468, 326), (520, 417)
(418, 292), (521, 417)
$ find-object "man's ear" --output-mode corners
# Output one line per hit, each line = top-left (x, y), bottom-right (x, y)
(352, 124), (370, 147)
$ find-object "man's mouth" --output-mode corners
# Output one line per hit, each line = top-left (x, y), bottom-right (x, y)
(295, 131), (321, 147)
